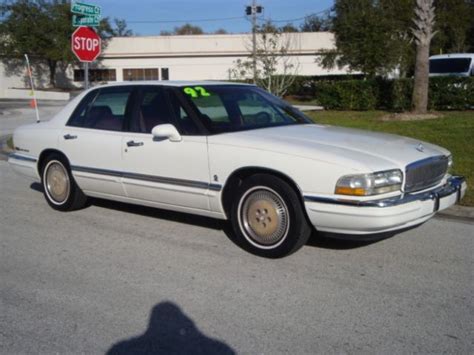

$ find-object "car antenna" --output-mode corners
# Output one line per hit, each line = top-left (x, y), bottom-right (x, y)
(24, 54), (40, 123)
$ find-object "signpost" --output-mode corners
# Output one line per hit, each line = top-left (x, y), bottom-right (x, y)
(71, 26), (101, 89)
(72, 14), (100, 27)
(70, 1), (102, 89)
(71, 1), (101, 16)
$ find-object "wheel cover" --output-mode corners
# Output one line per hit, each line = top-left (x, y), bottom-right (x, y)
(240, 187), (289, 247)
(45, 162), (70, 204)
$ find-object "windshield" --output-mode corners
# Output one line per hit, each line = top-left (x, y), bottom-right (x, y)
(178, 85), (311, 134)
(429, 58), (472, 74)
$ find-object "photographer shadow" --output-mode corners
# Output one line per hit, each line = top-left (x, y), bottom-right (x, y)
(107, 301), (235, 355)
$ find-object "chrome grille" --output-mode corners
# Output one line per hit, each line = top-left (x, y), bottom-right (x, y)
(405, 156), (449, 193)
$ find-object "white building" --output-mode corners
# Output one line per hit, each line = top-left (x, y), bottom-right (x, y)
(1, 32), (350, 98)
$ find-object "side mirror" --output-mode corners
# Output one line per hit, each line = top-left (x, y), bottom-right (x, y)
(151, 124), (182, 142)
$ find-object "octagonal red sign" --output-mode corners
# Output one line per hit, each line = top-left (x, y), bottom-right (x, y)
(71, 26), (101, 62)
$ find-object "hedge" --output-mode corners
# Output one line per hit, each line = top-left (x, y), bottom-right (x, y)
(285, 76), (474, 111)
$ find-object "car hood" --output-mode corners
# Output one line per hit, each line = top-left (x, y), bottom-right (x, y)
(208, 124), (450, 172)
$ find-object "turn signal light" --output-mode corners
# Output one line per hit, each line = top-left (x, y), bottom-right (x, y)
(335, 187), (367, 196)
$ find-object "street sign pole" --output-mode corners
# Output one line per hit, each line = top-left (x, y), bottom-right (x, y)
(71, 26), (101, 89)
(71, 2), (101, 90)
(84, 62), (89, 89)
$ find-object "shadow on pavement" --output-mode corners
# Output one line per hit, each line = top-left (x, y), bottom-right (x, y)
(30, 182), (391, 251)
(92, 197), (224, 231)
(106, 301), (235, 355)
(307, 233), (380, 250)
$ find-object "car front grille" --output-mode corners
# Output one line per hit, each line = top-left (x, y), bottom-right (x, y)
(404, 156), (449, 193)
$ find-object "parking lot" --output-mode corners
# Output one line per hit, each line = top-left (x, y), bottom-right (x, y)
(1, 101), (473, 354)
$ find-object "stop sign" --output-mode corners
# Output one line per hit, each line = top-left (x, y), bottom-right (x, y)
(71, 26), (101, 62)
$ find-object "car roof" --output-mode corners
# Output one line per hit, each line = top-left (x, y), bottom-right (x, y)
(429, 53), (474, 60)
(90, 80), (255, 90)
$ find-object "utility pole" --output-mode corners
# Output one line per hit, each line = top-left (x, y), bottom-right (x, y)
(251, 0), (257, 84)
(246, 2), (263, 84)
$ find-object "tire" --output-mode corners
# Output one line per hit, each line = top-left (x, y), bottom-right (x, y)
(41, 153), (87, 211)
(230, 174), (312, 258)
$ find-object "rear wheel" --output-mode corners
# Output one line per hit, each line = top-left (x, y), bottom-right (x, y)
(230, 174), (312, 258)
(41, 153), (87, 211)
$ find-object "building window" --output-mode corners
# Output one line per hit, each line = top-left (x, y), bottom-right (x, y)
(123, 68), (159, 81)
(74, 69), (116, 82)
(161, 68), (169, 80)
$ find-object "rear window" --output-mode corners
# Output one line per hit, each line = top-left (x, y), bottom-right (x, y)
(68, 87), (134, 131)
(429, 58), (472, 74)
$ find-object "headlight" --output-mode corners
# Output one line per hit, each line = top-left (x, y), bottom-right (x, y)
(448, 155), (453, 170)
(335, 169), (403, 196)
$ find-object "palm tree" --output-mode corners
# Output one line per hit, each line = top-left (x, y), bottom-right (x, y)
(411, 0), (437, 113)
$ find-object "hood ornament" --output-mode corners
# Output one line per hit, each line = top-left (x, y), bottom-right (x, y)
(416, 143), (425, 152)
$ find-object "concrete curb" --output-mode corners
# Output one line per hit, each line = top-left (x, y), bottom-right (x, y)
(293, 104), (324, 112)
(436, 205), (474, 222)
(0, 136), (471, 221)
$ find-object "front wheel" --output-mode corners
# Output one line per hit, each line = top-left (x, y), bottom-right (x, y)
(41, 153), (87, 211)
(230, 174), (312, 258)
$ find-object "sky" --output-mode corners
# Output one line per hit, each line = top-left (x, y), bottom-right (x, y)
(89, 0), (334, 35)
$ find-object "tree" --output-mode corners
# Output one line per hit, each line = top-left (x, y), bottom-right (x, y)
(300, 13), (333, 32)
(322, 0), (472, 79)
(0, 0), (73, 87)
(230, 22), (299, 97)
(321, 0), (414, 78)
(431, 0), (474, 53)
(173, 23), (204, 35)
(280, 23), (299, 33)
(0, 0), (127, 87)
(411, 0), (436, 113)
(214, 28), (227, 34)
(110, 18), (134, 37)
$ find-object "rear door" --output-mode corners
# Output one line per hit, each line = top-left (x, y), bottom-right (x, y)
(60, 86), (136, 197)
(121, 86), (211, 211)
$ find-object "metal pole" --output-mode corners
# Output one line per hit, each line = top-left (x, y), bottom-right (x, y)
(252, 0), (257, 84)
(24, 54), (40, 123)
(84, 62), (89, 89)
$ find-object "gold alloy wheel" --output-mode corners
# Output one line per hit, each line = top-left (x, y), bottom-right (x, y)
(240, 187), (289, 247)
(45, 161), (70, 204)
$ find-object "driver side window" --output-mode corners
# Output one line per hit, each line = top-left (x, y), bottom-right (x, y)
(128, 86), (174, 133)
(237, 93), (286, 125)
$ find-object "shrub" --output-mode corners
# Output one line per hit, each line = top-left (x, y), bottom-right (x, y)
(313, 80), (379, 110)
(286, 76), (473, 111)
(429, 77), (474, 110)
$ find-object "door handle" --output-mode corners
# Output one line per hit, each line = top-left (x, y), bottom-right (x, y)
(63, 134), (77, 140)
(126, 140), (144, 147)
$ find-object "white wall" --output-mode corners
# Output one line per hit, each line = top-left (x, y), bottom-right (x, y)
(1, 32), (352, 97)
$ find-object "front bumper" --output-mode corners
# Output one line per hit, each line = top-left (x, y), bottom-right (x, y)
(304, 176), (467, 235)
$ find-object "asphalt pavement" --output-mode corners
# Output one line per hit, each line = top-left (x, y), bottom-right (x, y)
(1, 161), (473, 354)
(1, 98), (473, 354)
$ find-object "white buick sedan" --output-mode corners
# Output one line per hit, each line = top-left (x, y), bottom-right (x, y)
(9, 82), (467, 257)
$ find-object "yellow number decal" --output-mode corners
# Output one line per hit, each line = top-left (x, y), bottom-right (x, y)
(183, 87), (198, 98)
(194, 86), (211, 97)
(184, 86), (211, 97)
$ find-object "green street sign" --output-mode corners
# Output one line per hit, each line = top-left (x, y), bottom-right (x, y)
(73, 14), (100, 27)
(71, 1), (101, 16)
